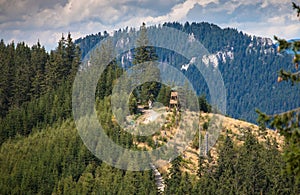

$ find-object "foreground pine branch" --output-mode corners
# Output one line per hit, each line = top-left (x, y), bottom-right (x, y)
(257, 2), (300, 181)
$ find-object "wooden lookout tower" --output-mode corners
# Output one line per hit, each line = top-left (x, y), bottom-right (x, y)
(168, 90), (180, 111)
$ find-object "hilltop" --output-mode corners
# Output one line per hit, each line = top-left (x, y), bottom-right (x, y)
(129, 106), (284, 175)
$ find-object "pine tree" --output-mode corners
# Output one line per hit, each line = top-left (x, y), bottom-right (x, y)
(66, 33), (75, 75)
(132, 23), (158, 65)
(12, 42), (33, 107)
(56, 35), (68, 82)
(0, 40), (11, 116)
(44, 37), (66, 92)
(30, 41), (48, 98)
(156, 84), (170, 106)
(132, 23), (160, 105)
(165, 156), (183, 194)
(6, 41), (15, 107)
(44, 33), (79, 92)
(215, 136), (235, 178)
(198, 95), (212, 113)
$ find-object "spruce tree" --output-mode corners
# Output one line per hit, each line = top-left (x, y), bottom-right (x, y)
(12, 42), (33, 107)
(0, 40), (11, 116)
(30, 41), (48, 98)
(132, 23), (160, 105)
(165, 156), (183, 194)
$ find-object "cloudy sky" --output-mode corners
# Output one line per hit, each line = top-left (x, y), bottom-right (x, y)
(0, 0), (299, 50)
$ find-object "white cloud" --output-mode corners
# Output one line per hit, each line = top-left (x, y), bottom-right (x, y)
(191, 0), (300, 40)
(123, 0), (218, 27)
(221, 19), (300, 41)
(0, 0), (300, 50)
(267, 15), (286, 24)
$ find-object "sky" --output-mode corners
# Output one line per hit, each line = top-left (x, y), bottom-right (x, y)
(0, 0), (299, 50)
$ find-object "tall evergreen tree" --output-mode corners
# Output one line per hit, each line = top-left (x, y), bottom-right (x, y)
(132, 23), (160, 105)
(44, 33), (79, 92)
(30, 41), (48, 98)
(165, 156), (183, 194)
(12, 42), (32, 107)
(6, 41), (16, 105)
(132, 23), (158, 65)
(0, 40), (11, 116)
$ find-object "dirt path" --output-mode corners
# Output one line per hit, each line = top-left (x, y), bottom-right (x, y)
(143, 109), (160, 123)
(150, 163), (165, 193)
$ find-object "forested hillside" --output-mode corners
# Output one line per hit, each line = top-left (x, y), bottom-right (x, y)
(1, 118), (299, 194)
(0, 33), (80, 145)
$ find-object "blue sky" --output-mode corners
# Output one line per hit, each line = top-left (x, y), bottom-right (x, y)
(0, 0), (299, 50)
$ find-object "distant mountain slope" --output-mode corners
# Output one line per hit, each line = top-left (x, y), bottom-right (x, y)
(75, 22), (300, 124)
